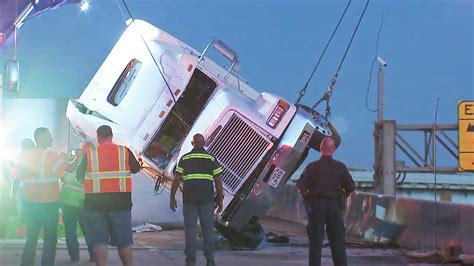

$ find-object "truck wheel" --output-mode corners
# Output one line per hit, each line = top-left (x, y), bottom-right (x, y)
(215, 217), (265, 250)
(309, 121), (341, 151)
(298, 105), (341, 151)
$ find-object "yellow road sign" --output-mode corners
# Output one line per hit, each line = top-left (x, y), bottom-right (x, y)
(458, 101), (474, 171)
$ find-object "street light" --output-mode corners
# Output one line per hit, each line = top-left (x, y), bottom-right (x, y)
(377, 56), (388, 122)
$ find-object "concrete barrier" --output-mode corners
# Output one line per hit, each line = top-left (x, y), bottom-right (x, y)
(266, 184), (474, 254)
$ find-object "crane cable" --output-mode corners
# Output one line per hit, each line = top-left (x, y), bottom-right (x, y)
(312, 0), (371, 119)
(295, 0), (352, 104)
(365, 13), (384, 113)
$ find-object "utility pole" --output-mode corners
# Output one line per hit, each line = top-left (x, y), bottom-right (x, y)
(377, 57), (386, 122)
(373, 57), (395, 196)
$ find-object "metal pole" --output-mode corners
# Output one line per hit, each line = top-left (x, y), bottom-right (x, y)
(373, 65), (384, 193)
(373, 122), (382, 193)
(377, 66), (384, 122)
(382, 120), (396, 196)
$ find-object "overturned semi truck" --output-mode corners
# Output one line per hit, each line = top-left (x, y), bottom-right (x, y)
(66, 20), (340, 247)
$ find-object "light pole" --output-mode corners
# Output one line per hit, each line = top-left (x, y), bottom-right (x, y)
(373, 56), (395, 195)
(377, 56), (387, 122)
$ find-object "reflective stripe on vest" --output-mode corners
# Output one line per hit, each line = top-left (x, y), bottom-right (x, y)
(182, 173), (214, 181)
(60, 173), (85, 207)
(180, 151), (219, 181)
(62, 182), (83, 192)
(40, 150), (48, 177)
(23, 177), (58, 184)
(213, 166), (223, 176)
(51, 159), (66, 176)
(84, 143), (131, 194)
(21, 149), (64, 202)
(182, 153), (215, 161)
(85, 171), (130, 179)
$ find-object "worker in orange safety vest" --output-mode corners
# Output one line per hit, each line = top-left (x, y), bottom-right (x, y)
(18, 127), (88, 266)
(76, 125), (140, 266)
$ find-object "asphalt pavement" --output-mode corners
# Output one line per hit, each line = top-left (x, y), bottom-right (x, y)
(0, 216), (453, 266)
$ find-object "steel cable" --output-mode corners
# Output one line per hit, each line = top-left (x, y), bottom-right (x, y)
(312, 0), (370, 115)
(296, 0), (352, 104)
(365, 13), (384, 113)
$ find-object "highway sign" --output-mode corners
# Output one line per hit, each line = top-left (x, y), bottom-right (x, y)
(458, 101), (474, 171)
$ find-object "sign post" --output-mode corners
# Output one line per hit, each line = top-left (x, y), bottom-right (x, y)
(458, 101), (474, 171)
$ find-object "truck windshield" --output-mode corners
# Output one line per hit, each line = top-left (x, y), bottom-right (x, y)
(144, 69), (217, 169)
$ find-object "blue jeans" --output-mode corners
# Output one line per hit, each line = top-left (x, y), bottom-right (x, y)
(183, 203), (215, 265)
(16, 183), (25, 218)
(21, 201), (59, 266)
(61, 204), (94, 260)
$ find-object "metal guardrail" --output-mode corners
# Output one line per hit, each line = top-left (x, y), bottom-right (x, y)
(395, 124), (458, 172)
(373, 122), (461, 195)
(355, 181), (474, 191)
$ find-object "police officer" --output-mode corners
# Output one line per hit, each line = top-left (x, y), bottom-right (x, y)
(297, 137), (355, 266)
(18, 127), (86, 266)
(169, 133), (224, 266)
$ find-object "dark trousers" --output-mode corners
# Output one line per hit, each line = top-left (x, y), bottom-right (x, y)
(61, 204), (94, 260)
(183, 203), (215, 266)
(21, 201), (59, 266)
(307, 198), (347, 266)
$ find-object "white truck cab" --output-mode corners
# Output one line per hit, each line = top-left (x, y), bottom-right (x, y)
(67, 20), (340, 247)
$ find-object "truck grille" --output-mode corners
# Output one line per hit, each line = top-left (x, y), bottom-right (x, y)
(208, 114), (272, 195)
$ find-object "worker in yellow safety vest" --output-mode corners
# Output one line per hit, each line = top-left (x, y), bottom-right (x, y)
(17, 127), (88, 266)
(60, 152), (95, 262)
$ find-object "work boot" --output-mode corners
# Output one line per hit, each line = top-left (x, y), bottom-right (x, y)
(206, 260), (216, 266)
(88, 250), (95, 262)
(185, 258), (196, 266)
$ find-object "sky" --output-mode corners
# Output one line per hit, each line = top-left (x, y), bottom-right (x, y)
(1, 0), (473, 168)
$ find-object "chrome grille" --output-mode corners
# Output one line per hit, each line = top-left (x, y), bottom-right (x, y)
(208, 114), (271, 195)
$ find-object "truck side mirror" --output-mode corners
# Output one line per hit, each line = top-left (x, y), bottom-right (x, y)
(3, 60), (19, 92)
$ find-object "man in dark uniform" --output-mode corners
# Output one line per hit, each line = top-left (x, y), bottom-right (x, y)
(169, 133), (224, 266)
(297, 137), (355, 266)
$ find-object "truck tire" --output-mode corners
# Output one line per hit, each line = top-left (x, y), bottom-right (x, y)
(215, 217), (265, 250)
(298, 105), (341, 151)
